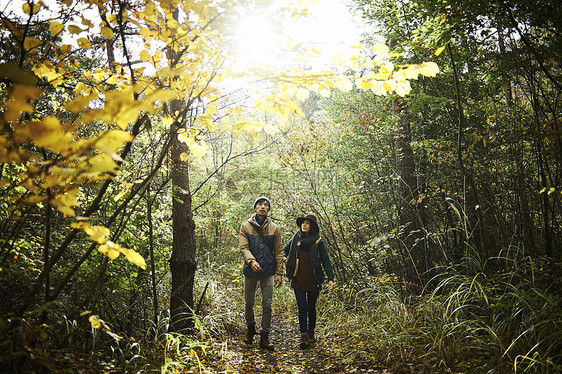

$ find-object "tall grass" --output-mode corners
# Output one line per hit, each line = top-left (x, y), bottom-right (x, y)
(317, 252), (561, 373)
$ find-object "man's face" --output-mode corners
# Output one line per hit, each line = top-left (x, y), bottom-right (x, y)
(254, 201), (270, 217)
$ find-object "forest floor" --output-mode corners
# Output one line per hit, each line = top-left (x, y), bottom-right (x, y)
(198, 314), (428, 374)
(200, 317), (385, 373)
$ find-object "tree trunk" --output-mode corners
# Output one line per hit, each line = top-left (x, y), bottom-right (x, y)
(169, 126), (197, 332)
(393, 98), (428, 284)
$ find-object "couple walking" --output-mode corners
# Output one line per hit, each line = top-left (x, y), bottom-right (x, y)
(239, 196), (335, 351)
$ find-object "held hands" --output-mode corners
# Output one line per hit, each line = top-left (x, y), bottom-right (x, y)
(328, 280), (334, 291)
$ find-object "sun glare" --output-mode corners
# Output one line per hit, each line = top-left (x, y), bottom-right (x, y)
(234, 14), (281, 68)
(231, 0), (363, 71)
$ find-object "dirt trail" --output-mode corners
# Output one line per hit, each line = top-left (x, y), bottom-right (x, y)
(200, 315), (385, 373)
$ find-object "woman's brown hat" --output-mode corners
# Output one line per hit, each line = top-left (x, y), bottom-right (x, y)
(296, 214), (319, 232)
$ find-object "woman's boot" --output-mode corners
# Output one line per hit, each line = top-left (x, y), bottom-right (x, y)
(307, 329), (316, 344)
(299, 332), (310, 350)
(244, 324), (256, 344)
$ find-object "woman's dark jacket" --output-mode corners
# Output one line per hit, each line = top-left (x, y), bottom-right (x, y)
(283, 231), (334, 286)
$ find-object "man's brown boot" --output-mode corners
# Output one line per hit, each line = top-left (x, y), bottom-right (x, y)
(259, 331), (274, 350)
(244, 324), (256, 344)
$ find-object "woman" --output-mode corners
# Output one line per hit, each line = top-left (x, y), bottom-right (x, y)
(283, 214), (334, 349)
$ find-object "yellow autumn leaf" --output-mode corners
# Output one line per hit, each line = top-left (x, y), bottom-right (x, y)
(434, 46), (446, 56)
(49, 21), (64, 36)
(100, 26), (114, 40)
(88, 153), (118, 174)
(106, 14), (117, 25)
(383, 79), (397, 93)
(372, 43), (389, 56)
(399, 66), (417, 80)
(167, 18), (179, 30)
(98, 242), (120, 259)
(139, 27), (152, 38)
(84, 225), (110, 244)
(50, 188), (79, 216)
(77, 37), (91, 49)
(318, 85), (331, 98)
(418, 62), (440, 77)
(95, 130), (134, 155)
(139, 49), (151, 62)
(74, 82), (89, 95)
(22, 2), (41, 15)
(380, 61), (394, 75)
(18, 116), (61, 149)
(395, 81), (412, 97)
(370, 81), (387, 96)
(68, 25), (83, 34)
(70, 221), (90, 230)
(23, 37), (42, 50)
(122, 248), (147, 269)
(89, 315), (101, 329)
(93, 69), (107, 81)
(60, 44), (71, 54)
(281, 84), (297, 97)
(359, 79), (372, 90)
(33, 62), (63, 86)
(27, 195), (47, 204)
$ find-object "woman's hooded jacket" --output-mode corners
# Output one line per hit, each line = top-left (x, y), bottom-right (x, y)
(283, 215), (334, 286)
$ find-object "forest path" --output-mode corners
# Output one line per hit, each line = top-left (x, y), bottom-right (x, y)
(199, 314), (388, 373)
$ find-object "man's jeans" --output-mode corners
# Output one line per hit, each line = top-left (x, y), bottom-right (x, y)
(244, 275), (274, 333)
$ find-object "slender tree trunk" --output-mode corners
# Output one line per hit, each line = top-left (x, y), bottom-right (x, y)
(393, 98), (427, 284)
(147, 190), (159, 332)
(169, 125), (197, 332)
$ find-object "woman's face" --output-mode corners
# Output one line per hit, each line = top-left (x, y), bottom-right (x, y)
(301, 219), (310, 233)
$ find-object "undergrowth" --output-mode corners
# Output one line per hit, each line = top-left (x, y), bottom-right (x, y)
(319, 253), (561, 373)
(2, 254), (560, 373)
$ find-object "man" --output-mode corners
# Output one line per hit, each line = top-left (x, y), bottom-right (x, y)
(239, 196), (284, 350)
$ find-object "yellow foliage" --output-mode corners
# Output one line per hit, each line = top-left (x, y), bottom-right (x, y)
(95, 130), (134, 155)
(22, 2), (42, 15)
(100, 26), (114, 39)
(418, 62), (440, 77)
(23, 37), (42, 50)
(434, 46), (446, 56)
(69, 223), (144, 268)
(50, 188), (80, 216)
(67, 25), (84, 34)
(89, 315), (102, 329)
(33, 62), (64, 87)
(87, 153), (118, 174)
(60, 44), (71, 54)
(122, 247), (147, 269)
(2, 84), (42, 122)
(49, 21), (64, 36)
(371, 43), (389, 55)
(77, 37), (92, 49)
